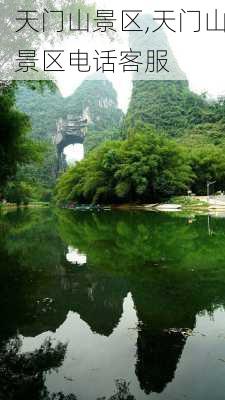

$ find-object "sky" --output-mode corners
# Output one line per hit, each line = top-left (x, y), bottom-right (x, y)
(58, 0), (225, 162)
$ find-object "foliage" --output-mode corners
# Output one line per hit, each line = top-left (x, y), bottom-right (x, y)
(16, 86), (64, 139)
(84, 128), (123, 153)
(0, 336), (75, 400)
(67, 78), (123, 133)
(4, 180), (32, 206)
(4, 73), (225, 206)
(55, 126), (193, 205)
(15, 79), (123, 195)
(170, 196), (208, 207)
(0, 81), (58, 202)
(124, 81), (225, 145)
(2, 134), (57, 204)
(11, 142), (57, 203)
(98, 380), (135, 400)
(189, 144), (225, 194)
(123, 79), (225, 198)
(0, 86), (30, 193)
(16, 79), (123, 146)
(180, 122), (225, 146)
(124, 81), (209, 136)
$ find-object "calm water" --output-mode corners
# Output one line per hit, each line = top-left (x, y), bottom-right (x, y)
(1, 208), (225, 400)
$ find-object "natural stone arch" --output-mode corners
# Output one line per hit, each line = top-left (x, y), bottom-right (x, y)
(53, 115), (87, 171)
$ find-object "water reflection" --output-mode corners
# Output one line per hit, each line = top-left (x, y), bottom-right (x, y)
(0, 336), (71, 400)
(20, 293), (138, 400)
(1, 208), (225, 399)
(66, 246), (87, 266)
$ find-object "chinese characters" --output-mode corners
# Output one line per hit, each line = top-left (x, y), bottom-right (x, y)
(15, 48), (169, 74)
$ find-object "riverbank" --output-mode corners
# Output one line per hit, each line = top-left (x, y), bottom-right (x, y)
(112, 196), (225, 213)
(3, 196), (225, 213)
(0, 202), (49, 210)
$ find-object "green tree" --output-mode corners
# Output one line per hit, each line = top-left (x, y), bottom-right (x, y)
(124, 81), (209, 137)
(0, 85), (30, 195)
(55, 126), (193, 205)
(4, 180), (32, 206)
(16, 78), (123, 150)
(0, 82), (57, 200)
(190, 144), (225, 194)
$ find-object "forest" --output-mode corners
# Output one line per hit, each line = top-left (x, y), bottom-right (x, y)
(55, 80), (225, 205)
(1, 78), (225, 206)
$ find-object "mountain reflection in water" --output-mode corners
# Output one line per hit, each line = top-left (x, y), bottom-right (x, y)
(1, 208), (225, 400)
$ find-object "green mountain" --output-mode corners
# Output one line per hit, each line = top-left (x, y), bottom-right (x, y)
(125, 14), (225, 142)
(65, 79), (123, 132)
(125, 80), (209, 136)
(16, 79), (123, 148)
(125, 80), (225, 144)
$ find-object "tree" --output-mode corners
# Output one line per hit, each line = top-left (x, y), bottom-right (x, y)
(190, 144), (225, 194)
(0, 85), (30, 194)
(0, 82), (57, 200)
(124, 81), (209, 137)
(0, 336), (76, 400)
(4, 181), (32, 206)
(16, 78), (123, 152)
(55, 126), (193, 205)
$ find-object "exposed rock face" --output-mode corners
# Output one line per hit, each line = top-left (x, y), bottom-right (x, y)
(16, 78), (123, 142)
(54, 116), (87, 171)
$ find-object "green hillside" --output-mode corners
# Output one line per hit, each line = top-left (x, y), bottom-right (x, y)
(125, 80), (225, 137)
(16, 79), (123, 149)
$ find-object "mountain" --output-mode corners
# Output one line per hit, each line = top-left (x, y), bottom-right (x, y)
(125, 80), (211, 136)
(65, 79), (123, 133)
(125, 14), (225, 140)
(16, 79), (123, 149)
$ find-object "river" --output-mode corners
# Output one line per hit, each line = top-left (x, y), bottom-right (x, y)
(1, 208), (225, 400)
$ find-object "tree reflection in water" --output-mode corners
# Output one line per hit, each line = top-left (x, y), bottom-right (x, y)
(0, 332), (135, 400)
(0, 337), (73, 400)
(2, 208), (225, 399)
(97, 380), (135, 400)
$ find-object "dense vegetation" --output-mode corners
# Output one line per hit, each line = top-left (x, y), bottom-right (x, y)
(16, 79), (123, 151)
(2, 5), (225, 206)
(2, 75), (225, 206)
(0, 82), (57, 204)
(4, 142), (57, 204)
(56, 129), (225, 205)
(55, 78), (225, 205)
(13, 79), (124, 203)
(0, 84), (30, 193)
(0, 77), (124, 205)
(55, 126), (193, 204)
(125, 81), (225, 139)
